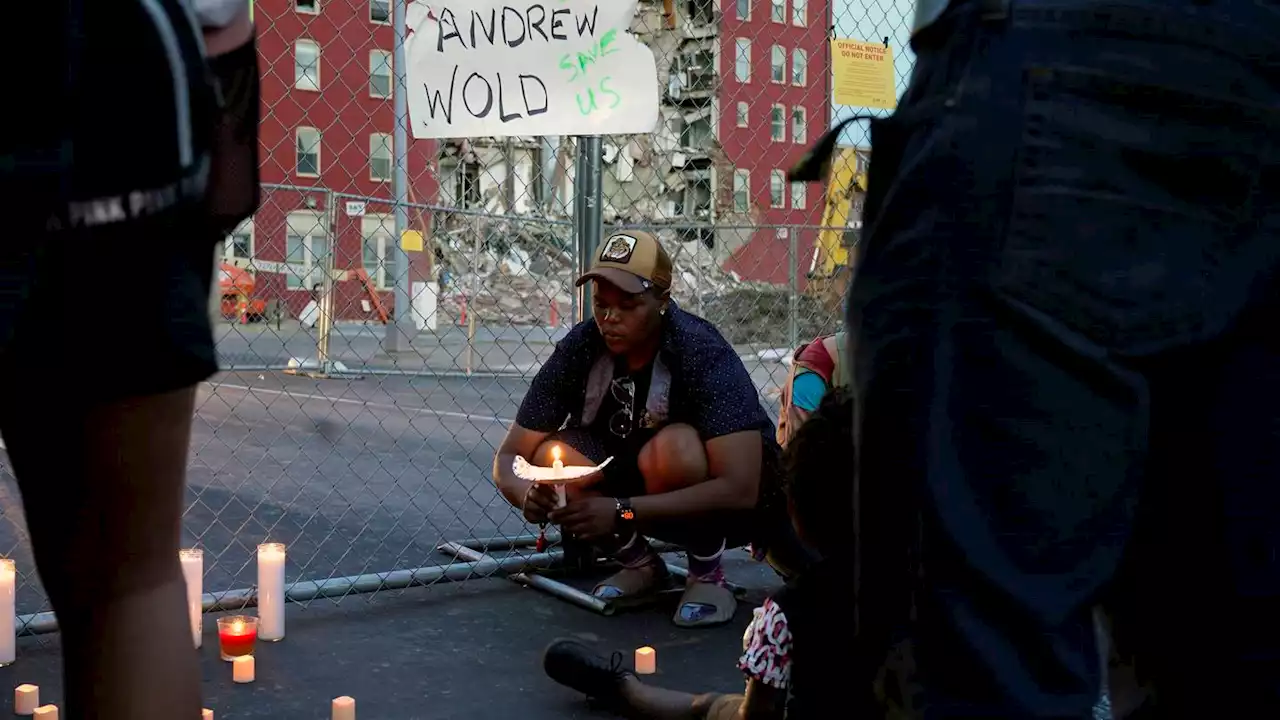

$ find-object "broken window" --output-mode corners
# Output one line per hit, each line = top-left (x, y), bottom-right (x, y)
(770, 105), (785, 142)
(455, 162), (481, 209)
(686, 0), (714, 25)
(686, 175), (712, 216)
(681, 115), (713, 149)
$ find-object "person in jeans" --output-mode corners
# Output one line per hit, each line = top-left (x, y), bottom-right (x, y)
(493, 230), (812, 628)
(800, 0), (1279, 716)
(542, 388), (857, 719)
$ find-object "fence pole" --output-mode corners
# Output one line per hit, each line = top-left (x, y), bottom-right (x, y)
(385, 0), (415, 352)
(574, 136), (603, 321)
(788, 228), (799, 350)
(317, 189), (337, 370)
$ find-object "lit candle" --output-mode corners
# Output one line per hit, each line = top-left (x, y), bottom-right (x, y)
(257, 543), (286, 641)
(550, 446), (567, 507)
(32, 706), (56, 720)
(0, 559), (14, 667)
(635, 646), (656, 674)
(179, 548), (203, 649)
(202, 710), (214, 720)
(216, 616), (258, 661)
(232, 655), (255, 683)
(331, 695), (356, 720)
(14, 684), (39, 715)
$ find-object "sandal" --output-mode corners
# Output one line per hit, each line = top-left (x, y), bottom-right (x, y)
(673, 580), (737, 628)
(591, 559), (669, 609)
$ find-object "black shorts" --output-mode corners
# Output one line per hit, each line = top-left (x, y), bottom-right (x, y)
(0, 209), (219, 404)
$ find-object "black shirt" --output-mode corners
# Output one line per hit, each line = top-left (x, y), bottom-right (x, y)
(769, 560), (859, 718)
(516, 303), (778, 449)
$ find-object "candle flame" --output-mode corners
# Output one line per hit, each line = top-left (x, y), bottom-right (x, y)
(232, 620), (244, 633)
(551, 445), (562, 463)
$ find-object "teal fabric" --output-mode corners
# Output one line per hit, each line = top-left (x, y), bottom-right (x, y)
(791, 371), (829, 412)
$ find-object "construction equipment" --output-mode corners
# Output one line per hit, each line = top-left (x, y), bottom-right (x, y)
(807, 146), (868, 313)
(219, 262), (268, 323)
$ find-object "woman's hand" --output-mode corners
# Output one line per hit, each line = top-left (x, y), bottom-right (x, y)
(549, 496), (618, 541)
(521, 482), (560, 524)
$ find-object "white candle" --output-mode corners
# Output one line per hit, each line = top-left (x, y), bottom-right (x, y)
(550, 446), (567, 507)
(14, 684), (38, 715)
(634, 646), (656, 674)
(32, 706), (56, 720)
(0, 559), (15, 667)
(179, 549), (203, 649)
(257, 543), (286, 641)
(202, 709), (214, 720)
(232, 655), (255, 683)
(331, 695), (356, 720)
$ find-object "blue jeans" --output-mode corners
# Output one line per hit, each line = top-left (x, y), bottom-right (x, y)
(849, 1), (1279, 716)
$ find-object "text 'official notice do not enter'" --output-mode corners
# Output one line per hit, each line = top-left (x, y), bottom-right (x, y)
(405, 0), (660, 138)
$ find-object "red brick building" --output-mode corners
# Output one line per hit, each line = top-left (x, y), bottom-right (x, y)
(228, 0), (438, 320)
(717, 0), (831, 288)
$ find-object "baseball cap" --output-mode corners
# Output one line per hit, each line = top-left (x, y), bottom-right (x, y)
(575, 230), (673, 295)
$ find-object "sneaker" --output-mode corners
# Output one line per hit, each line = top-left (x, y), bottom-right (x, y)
(543, 638), (633, 704)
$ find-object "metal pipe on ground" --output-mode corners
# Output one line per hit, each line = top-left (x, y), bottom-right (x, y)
(15, 550), (566, 637)
(438, 542), (612, 615)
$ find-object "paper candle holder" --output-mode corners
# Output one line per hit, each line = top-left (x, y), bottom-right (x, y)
(0, 558), (15, 668)
(179, 548), (203, 649)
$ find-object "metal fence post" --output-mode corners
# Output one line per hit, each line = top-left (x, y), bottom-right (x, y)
(788, 227), (799, 350)
(317, 189), (337, 372)
(575, 136), (603, 321)
(385, 0), (415, 352)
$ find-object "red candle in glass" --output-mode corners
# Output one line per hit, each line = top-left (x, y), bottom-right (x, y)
(216, 616), (258, 661)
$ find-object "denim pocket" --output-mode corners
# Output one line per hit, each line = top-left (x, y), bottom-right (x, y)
(995, 66), (1274, 353)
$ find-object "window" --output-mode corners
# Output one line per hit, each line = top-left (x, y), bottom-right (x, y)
(370, 0), (390, 23)
(296, 127), (321, 176)
(734, 39), (751, 83)
(770, 171), (786, 208)
(792, 0), (806, 25)
(735, 101), (749, 128)
(771, 0), (785, 23)
(295, 40), (320, 91)
(792, 106), (807, 144)
(369, 50), (392, 98)
(791, 182), (806, 210)
(285, 213), (330, 290)
(681, 116), (713, 149)
(736, 0), (750, 20)
(792, 49), (807, 86)
(295, 0), (318, 13)
(770, 105), (785, 142)
(733, 170), (750, 212)
(362, 215), (399, 290)
(224, 219), (253, 261)
(369, 133), (392, 182)
(771, 45), (785, 83)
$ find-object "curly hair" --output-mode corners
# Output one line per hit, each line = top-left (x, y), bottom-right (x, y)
(781, 385), (855, 554)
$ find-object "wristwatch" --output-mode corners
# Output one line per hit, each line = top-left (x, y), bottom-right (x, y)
(616, 498), (636, 524)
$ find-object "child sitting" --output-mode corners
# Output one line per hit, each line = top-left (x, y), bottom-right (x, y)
(543, 387), (856, 719)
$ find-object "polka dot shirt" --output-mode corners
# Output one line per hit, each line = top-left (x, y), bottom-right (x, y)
(515, 303), (778, 446)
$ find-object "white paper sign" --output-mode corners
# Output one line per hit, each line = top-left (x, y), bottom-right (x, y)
(405, 0), (659, 139)
(344, 201), (367, 217)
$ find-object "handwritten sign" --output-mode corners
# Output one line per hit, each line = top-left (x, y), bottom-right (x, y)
(405, 0), (659, 138)
(831, 39), (897, 110)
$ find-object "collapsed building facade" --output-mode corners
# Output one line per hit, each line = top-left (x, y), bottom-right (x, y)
(432, 0), (835, 339)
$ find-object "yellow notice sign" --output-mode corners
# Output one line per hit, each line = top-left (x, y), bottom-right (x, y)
(400, 230), (424, 253)
(831, 39), (897, 110)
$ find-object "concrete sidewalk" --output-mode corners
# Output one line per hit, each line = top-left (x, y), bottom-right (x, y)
(0, 556), (777, 719)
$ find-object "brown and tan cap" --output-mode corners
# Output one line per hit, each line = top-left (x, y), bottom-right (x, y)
(575, 230), (673, 295)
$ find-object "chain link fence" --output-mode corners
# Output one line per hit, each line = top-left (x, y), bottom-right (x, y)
(0, 0), (924, 640)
